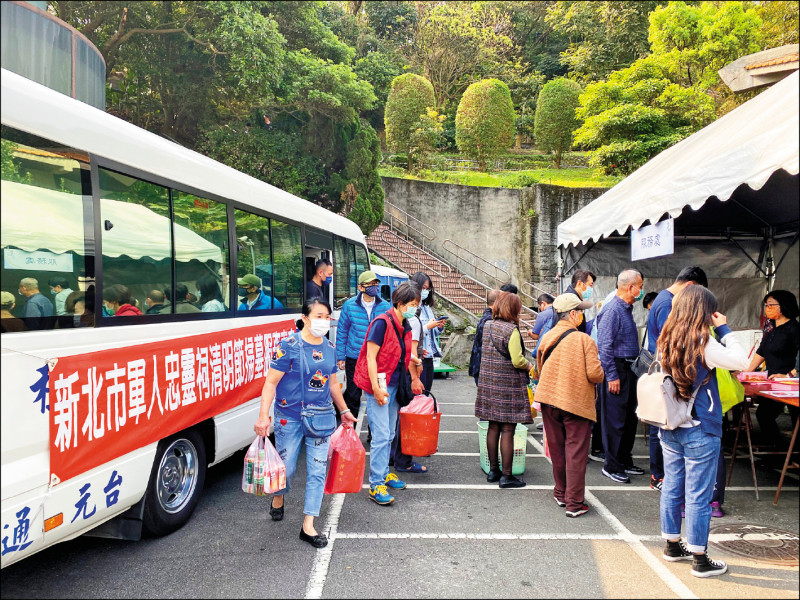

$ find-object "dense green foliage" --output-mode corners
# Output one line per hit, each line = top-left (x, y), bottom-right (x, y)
(574, 1), (764, 175)
(48, 1), (798, 204)
(534, 78), (582, 168)
(455, 79), (515, 171)
(384, 73), (437, 172)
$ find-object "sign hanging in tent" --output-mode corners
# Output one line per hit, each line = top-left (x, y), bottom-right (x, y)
(631, 219), (674, 261)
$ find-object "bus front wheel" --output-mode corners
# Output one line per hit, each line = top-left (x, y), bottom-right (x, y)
(142, 429), (207, 537)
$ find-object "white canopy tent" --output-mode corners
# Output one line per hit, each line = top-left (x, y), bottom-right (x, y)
(557, 71), (799, 331)
(1, 179), (223, 263)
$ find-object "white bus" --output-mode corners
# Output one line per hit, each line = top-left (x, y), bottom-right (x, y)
(0, 68), (370, 568)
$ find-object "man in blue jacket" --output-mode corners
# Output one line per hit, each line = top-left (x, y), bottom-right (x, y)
(335, 270), (391, 417)
(238, 274), (284, 310)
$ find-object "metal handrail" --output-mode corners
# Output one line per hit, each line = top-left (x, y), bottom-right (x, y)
(383, 200), (436, 251)
(380, 229), (452, 279)
(458, 275), (537, 342)
(442, 239), (511, 289)
(521, 281), (557, 304)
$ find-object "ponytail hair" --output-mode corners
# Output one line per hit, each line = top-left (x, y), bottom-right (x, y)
(296, 297), (332, 330)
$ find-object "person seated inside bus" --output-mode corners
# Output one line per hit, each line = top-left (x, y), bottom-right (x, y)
(160, 284), (201, 314)
(0, 291), (27, 333)
(145, 289), (166, 314)
(17, 277), (54, 330)
(237, 274), (284, 310)
(196, 274), (226, 312)
(306, 258), (333, 300)
(103, 284), (143, 317)
(64, 289), (93, 328)
(48, 276), (74, 317)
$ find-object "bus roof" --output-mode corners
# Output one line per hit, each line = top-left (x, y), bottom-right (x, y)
(371, 264), (408, 279)
(0, 69), (366, 244)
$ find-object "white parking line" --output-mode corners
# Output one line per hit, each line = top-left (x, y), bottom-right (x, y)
(305, 417), (366, 599)
(335, 532), (622, 540)
(527, 434), (697, 599)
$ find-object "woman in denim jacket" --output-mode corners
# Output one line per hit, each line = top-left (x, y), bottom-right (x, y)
(656, 285), (749, 578)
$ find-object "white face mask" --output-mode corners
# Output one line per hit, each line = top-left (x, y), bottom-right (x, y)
(308, 318), (330, 337)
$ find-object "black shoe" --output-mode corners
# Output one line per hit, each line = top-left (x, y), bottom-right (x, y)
(486, 468), (502, 483)
(588, 450), (605, 463)
(269, 501), (284, 521)
(624, 464), (645, 475)
(601, 468), (630, 484)
(498, 475), (526, 489)
(663, 540), (693, 562)
(691, 553), (727, 578)
(299, 528), (328, 548)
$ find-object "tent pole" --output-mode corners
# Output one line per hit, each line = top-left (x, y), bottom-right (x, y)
(773, 230), (799, 284)
(766, 228), (776, 292)
(725, 234), (768, 278)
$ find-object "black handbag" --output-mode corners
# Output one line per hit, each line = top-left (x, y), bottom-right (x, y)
(388, 317), (415, 408)
(297, 337), (336, 438)
(631, 328), (655, 378)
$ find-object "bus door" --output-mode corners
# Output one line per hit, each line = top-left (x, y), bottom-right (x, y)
(304, 228), (333, 308)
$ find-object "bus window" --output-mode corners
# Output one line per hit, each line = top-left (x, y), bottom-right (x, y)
(333, 237), (349, 309)
(0, 126), (91, 332)
(99, 168), (171, 316)
(174, 191), (229, 314)
(348, 242), (357, 296)
(272, 220), (303, 309)
(355, 244), (369, 277)
(234, 209), (275, 311)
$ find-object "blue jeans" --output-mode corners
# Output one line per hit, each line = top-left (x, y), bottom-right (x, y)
(273, 415), (329, 517)
(365, 384), (399, 489)
(659, 426), (720, 552)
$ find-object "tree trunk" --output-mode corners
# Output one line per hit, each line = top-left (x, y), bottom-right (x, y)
(554, 149), (562, 169)
(515, 133), (522, 150)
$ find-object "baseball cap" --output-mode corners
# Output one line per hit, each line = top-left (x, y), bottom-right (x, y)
(358, 270), (379, 286)
(0, 291), (15, 307)
(237, 274), (261, 287)
(553, 293), (593, 313)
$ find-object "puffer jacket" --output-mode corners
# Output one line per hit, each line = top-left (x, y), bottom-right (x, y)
(335, 293), (392, 361)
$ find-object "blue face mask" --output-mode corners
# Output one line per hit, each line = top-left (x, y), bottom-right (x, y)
(421, 289), (430, 301)
(581, 287), (593, 300)
(364, 285), (380, 298)
(325, 275), (333, 285)
(634, 287), (645, 302)
(402, 306), (418, 319)
(238, 288), (249, 298)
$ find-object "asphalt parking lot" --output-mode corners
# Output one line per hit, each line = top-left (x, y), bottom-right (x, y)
(2, 372), (798, 599)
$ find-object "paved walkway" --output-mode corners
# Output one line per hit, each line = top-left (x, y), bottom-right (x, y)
(312, 373), (799, 599)
(2, 373), (797, 599)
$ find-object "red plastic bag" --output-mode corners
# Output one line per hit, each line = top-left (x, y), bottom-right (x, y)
(324, 424), (366, 494)
(399, 392), (441, 456)
(242, 436), (286, 496)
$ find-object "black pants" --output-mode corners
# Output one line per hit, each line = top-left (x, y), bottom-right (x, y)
(421, 357), (434, 393)
(600, 358), (638, 474)
(342, 356), (362, 418)
(756, 398), (799, 450)
(591, 388), (603, 453)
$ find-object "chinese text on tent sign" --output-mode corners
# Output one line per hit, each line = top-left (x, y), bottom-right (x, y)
(631, 218), (674, 261)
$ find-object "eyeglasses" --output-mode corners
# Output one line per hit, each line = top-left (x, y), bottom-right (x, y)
(764, 303), (780, 308)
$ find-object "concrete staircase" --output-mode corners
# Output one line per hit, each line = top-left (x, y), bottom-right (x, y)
(367, 223), (538, 351)
(367, 224), (488, 316)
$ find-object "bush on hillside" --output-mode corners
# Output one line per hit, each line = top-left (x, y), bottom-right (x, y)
(455, 79), (515, 171)
(384, 73), (437, 172)
(534, 78), (582, 169)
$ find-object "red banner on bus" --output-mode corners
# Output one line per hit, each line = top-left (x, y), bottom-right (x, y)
(48, 320), (296, 483)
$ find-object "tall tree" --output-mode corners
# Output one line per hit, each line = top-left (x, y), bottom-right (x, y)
(534, 78), (582, 168)
(546, 1), (664, 82)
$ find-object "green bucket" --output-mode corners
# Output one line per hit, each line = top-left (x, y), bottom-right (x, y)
(477, 421), (527, 476)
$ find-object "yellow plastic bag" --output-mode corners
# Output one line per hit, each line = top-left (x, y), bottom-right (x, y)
(527, 383), (537, 419)
(717, 368), (745, 414)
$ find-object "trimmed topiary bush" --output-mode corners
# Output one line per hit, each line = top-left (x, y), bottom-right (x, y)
(455, 79), (515, 171)
(384, 73), (436, 172)
(534, 78), (582, 169)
